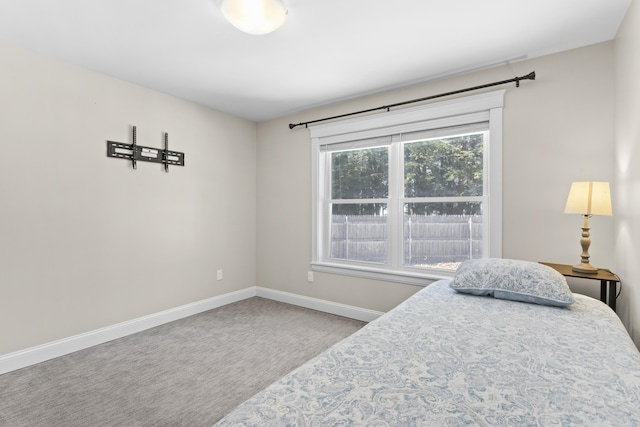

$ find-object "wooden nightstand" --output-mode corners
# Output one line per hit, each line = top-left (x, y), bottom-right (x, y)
(539, 262), (620, 311)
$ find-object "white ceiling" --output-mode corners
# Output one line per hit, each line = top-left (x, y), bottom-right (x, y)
(0, 0), (631, 122)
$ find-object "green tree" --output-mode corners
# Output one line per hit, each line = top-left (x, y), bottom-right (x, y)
(332, 147), (388, 215)
(404, 134), (483, 215)
(330, 133), (484, 216)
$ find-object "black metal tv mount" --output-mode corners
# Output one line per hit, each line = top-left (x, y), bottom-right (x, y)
(106, 125), (185, 172)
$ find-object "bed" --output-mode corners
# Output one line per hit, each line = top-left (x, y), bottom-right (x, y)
(215, 259), (640, 426)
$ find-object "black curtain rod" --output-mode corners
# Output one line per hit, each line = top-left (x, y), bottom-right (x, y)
(288, 71), (536, 130)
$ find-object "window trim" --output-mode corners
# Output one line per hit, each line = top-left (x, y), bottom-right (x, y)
(310, 90), (504, 285)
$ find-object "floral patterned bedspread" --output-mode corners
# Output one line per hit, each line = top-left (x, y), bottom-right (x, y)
(215, 280), (640, 426)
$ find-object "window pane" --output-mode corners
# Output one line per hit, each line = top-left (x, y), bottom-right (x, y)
(404, 133), (484, 198)
(331, 204), (387, 264)
(404, 202), (483, 270)
(332, 147), (388, 199)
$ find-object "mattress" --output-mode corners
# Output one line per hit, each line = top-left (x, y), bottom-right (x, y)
(215, 280), (640, 426)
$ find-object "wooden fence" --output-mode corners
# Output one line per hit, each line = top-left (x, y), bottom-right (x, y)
(330, 214), (482, 265)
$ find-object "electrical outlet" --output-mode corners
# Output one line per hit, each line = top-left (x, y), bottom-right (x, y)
(217, 269), (223, 280)
(307, 271), (314, 282)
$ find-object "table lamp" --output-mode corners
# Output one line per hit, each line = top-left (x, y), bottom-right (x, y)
(564, 181), (612, 273)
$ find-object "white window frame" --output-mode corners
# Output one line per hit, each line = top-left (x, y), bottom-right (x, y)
(310, 90), (504, 286)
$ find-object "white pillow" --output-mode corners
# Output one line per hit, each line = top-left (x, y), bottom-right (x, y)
(449, 258), (575, 307)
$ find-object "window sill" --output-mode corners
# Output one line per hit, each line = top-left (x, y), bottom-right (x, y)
(310, 262), (453, 287)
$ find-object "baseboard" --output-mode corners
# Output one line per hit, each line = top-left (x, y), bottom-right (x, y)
(0, 287), (256, 375)
(1, 287), (384, 375)
(256, 287), (384, 323)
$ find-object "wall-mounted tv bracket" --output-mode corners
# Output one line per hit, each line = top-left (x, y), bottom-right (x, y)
(106, 125), (185, 172)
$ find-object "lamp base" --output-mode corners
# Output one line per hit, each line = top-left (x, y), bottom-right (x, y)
(572, 262), (598, 274)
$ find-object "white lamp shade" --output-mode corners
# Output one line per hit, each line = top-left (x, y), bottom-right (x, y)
(564, 181), (612, 216)
(221, 0), (287, 35)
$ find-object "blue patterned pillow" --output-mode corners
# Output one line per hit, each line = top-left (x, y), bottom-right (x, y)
(449, 258), (575, 307)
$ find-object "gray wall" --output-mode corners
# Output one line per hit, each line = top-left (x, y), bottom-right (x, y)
(256, 42), (616, 314)
(0, 43), (257, 355)
(614, 0), (640, 348)
(3, 30), (635, 356)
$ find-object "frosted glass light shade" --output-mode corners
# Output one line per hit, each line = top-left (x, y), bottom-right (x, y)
(564, 181), (612, 216)
(221, 0), (287, 35)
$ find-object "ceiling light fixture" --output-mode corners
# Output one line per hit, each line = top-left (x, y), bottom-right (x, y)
(220, 0), (287, 35)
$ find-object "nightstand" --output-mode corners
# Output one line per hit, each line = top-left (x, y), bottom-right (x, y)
(539, 262), (620, 311)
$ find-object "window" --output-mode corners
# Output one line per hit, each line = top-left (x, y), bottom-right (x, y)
(311, 91), (504, 285)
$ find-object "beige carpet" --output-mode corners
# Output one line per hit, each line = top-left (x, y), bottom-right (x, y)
(0, 297), (365, 426)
